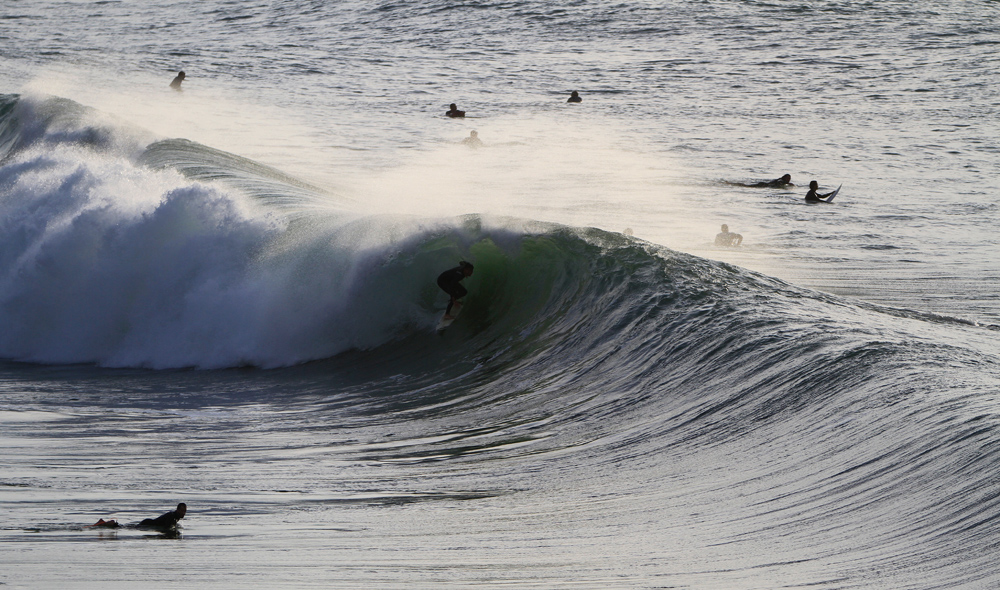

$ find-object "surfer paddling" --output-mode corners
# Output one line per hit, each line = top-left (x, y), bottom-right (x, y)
(805, 180), (836, 203)
(88, 502), (187, 532)
(137, 502), (187, 531)
(437, 261), (474, 319)
(753, 173), (793, 188)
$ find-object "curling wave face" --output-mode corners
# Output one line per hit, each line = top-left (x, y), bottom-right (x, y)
(4, 94), (1000, 587)
(0, 94), (459, 368)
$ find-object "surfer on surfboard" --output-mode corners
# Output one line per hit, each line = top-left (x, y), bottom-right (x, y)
(805, 180), (838, 203)
(753, 173), (793, 188)
(88, 502), (186, 532)
(137, 502), (187, 531)
(437, 261), (474, 320)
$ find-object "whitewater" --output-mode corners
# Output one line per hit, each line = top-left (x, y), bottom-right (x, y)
(2, 1), (1000, 588)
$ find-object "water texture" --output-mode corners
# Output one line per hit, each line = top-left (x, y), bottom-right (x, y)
(1, 1), (999, 588)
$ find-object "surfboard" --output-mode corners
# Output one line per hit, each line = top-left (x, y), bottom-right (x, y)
(436, 301), (463, 332)
(825, 184), (842, 202)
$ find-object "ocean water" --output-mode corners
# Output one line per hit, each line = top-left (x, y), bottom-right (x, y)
(1, 1), (999, 588)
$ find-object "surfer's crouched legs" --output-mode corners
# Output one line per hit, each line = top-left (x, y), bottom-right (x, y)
(439, 283), (468, 316)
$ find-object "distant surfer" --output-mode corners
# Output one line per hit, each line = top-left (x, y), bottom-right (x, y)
(446, 103), (465, 118)
(462, 130), (483, 148)
(437, 261), (474, 319)
(137, 502), (187, 531)
(715, 224), (743, 247)
(169, 71), (185, 91)
(752, 173), (793, 188)
(805, 180), (836, 203)
(89, 518), (120, 529)
(567, 91), (582, 103)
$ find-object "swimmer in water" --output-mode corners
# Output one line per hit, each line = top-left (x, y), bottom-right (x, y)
(567, 91), (582, 103)
(446, 103), (466, 118)
(169, 71), (185, 91)
(715, 224), (743, 247)
(461, 130), (483, 147)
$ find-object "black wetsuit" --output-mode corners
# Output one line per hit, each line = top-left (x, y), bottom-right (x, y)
(437, 266), (469, 314)
(139, 507), (184, 530)
(750, 179), (793, 188)
(805, 188), (831, 202)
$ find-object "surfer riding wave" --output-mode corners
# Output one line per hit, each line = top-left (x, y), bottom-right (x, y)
(437, 261), (474, 319)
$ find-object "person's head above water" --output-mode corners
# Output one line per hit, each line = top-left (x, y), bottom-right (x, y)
(780, 174), (791, 183)
(175, 503), (187, 518)
(720, 224), (729, 232)
(170, 71), (186, 90)
(809, 180), (819, 189)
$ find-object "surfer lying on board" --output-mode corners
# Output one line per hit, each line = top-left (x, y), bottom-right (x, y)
(715, 224), (743, 247)
(728, 174), (793, 188)
(437, 262), (474, 319)
(754, 173), (793, 188)
(88, 502), (186, 531)
(805, 180), (836, 203)
(137, 502), (187, 531)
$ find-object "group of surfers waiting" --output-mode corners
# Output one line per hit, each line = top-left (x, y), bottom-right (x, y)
(446, 90), (581, 119)
(167, 70), (831, 273)
(716, 173), (838, 247)
(737, 174), (837, 203)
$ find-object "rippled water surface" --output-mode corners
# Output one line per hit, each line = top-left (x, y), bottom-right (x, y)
(2, 1), (1000, 588)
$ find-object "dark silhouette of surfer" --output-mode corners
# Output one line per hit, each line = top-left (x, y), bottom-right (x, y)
(446, 103), (465, 118)
(805, 180), (835, 203)
(462, 130), (483, 147)
(752, 173), (793, 188)
(138, 502), (187, 531)
(567, 91), (582, 103)
(169, 71), (185, 91)
(715, 224), (743, 247)
(437, 262), (474, 319)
